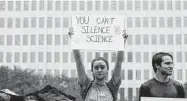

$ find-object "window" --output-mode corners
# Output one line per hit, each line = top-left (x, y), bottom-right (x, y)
(8, 1), (13, 11)
(47, 17), (53, 28)
(63, 52), (68, 63)
(0, 52), (3, 62)
(38, 34), (44, 45)
(128, 70), (133, 80)
(144, 70), (149, 80)
(39, 17), (44, 28)
(111, 52), (117, 62)
(185, 34), (187, 44)
(128, 88), (133, 101)
(143, 0), (148, 10)
(121, 70), (125, 80)
(135, 0), (140, 10)
(177, 52), (182, 62)
(175, 1), (181, 10)
(15, 18), (21, 28)
(0, 35), (4, 45)
(184, 17), (187, 27)
(47, 1), (53, 11)
(47, 35), (52, 45)
(103, 52), (108, 61)
(168, 34), (173, 45)
(119, 0), (124, 10)
(175, 17), (181, 27)
(136, 52), (141, 62)
(39, 0), (45, 10)
(80, 1), (85, 11)
(0, 1), (5, 11)
(120, 88), (125, 101)
(6, 52), (12, 63)
(55, 34), (60, 45)
(81, 52), (84, 62)
(63, 1), (69, 11)
(55, 18), (60, 28)
(63, 35), (69, 45)
(71, 1), (77, 11)
(127, 35), (132, 45)
(151, 17), (156, 27)
(103, 1), (108, 11)
(16, 1), (21, 11)
(54, 52), (60, 63)
(127, 1), (132, 10)
(143, 17), (149, 27)
(38, 52), (43, 62)
(63, 18), (69, 28)
(177, 69), (182, 80)
(95, 1), (101, 11)
(14, 52), (20, 63)
(151, 0), (156, 10)
(143, 52), (149, 62)
(46, 52), (52, 63)
(111, 1), (116, 11)
(32, 1), (37, 11)
(159, 34), (165, 45)
(95, 52), (100, 58)
(184, 1), (187, 10)
(71, 52), (75, 62)
(159, 17), (165, 27)
(135, 35), (141, 45)
(167, 17), (173, 28)
(135, 17), (140, 27)
(46, 69), (52, 75)
(23, 18), (29, 28)
(71, 70), (77, 78)
(143, 35), (149, 45)
(185, 52), (187, 62)
(152, 34), (157, 45)
(31, 35), (36, 45)
(127, 17), (133, 28)
(55, 1), (61, 10)
(23, 35), (28, 45)
(0, 18), (4, 28)
(54, 69), (60, 77)
(167, 0), (172, 10)
(128, 52), (133, 62)
(22, 52), (28, 63)
(7, 18), (13, 28)
(30, 52), (35, 63)
(62, 70), (68, 77)
(136, 70), (141, 80)
(7, 35), (12, 45)
(31, 17), (36, 28)
(176, 34), (181, 45)
(15, 35), (20, 45)
(24, 1), (29, 11)
(86, 52), (92, 62)
(159, 0), (164, 10)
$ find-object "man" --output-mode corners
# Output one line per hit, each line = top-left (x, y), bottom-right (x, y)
(68, 28), (128, 101)
(139, 52), (185, 101)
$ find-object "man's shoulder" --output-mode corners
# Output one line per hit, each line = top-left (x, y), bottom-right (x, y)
(141, 78), (155, 87)
(169, 79), (183, 87)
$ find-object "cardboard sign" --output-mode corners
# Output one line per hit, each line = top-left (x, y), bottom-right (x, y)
(71, 15), (125, 51)
(141, 97), (187, 101)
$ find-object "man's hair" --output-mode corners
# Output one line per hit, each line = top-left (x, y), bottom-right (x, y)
(152, 52), (173, 73)
(91, 57), (109, 71)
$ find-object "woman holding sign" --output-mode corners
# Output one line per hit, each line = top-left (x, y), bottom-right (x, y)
(68, 28), (128, 101)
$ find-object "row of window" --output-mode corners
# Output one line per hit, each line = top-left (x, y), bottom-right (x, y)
(1, 51), (187, 63)
(0, 34), (187, 46)
(1, 16), (187, 28)
(0, 0), (187, 11)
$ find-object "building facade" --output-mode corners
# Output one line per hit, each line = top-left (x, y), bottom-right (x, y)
(0, 0), (187, 101)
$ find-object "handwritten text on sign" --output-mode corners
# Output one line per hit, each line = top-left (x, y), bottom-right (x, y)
(71, 15), (124, 51)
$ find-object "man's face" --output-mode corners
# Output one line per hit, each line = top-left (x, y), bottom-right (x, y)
(157, 56), (174, 76)
(92, 60), (108, 80)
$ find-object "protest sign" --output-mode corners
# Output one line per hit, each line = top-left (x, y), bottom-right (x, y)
(71, 15), (125, 51)
(141, 97), (186, 101)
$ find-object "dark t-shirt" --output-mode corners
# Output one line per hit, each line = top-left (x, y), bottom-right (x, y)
(139, 78), (185, 101)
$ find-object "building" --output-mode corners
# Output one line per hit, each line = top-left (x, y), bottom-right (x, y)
(0, 0), (187, 101)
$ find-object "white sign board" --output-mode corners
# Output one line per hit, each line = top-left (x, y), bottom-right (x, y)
(71, 15), (125, 51)
(141, 97), (187, 101)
